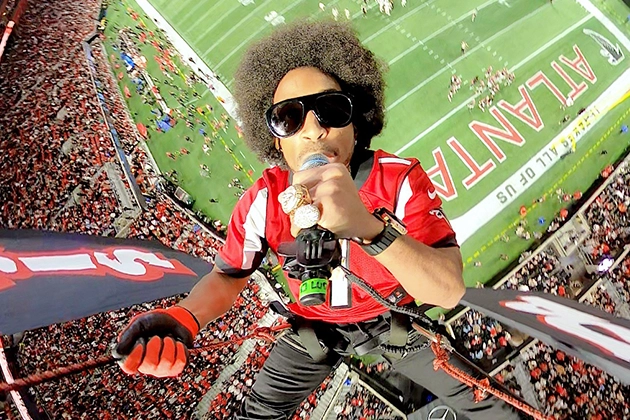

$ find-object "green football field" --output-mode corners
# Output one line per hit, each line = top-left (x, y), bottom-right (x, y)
(106, 0), (630, 287)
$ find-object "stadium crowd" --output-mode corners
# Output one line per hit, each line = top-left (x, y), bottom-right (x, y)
(88, 41), (142, 154)
(202, 342), (271, 420)
(494, 364), (523, 400)
(127, 195), (222, 263)
(13, 281), (270, 420)
(583, 163), (630, 257)
(522, 341), (630, 419)
(54, 169), (122, 236)
(583, 283), (618, 315)
(0, 1), (268, 419)
(451, 309), (513, 368)
(502, 249), (573, 297)
(291, 376), (333, 420)
(0, 0), (117, 232)
(333, 382), (404, 420)
(604, 256), (630, 313)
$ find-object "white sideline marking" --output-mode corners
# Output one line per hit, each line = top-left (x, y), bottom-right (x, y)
(388, 0), (499, 66)
(387, 5), (548, 112)
(395, 14), (593, 155)
(134, 0), (240, 122)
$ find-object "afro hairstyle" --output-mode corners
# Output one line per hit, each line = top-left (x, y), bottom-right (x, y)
(233, 20), (387, 167)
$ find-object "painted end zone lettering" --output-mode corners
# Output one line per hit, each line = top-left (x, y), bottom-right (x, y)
(552, 60), (588, 100)
(497, 85), (545, 132)
(428, 44), (600, 205)
(526, 70), (567, 105)
(426, 147), (458, 201)
(560, 44), (598, 84)
(446, 137), (496, 189)
(468, 107), (526, 162)
(447, 41), (621, 243)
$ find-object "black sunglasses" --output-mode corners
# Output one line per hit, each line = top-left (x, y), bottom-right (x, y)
(265, 91), (353, 138)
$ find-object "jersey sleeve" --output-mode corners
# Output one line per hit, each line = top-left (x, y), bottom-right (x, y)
(215, 178), (269, 277)
(395, 162), (458, 248)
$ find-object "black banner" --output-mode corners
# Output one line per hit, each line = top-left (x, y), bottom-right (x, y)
(461, 288), (630, 385)
(0, 229), (212, 335)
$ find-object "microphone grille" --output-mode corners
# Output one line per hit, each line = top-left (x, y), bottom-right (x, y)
(300, 154), (329, 171)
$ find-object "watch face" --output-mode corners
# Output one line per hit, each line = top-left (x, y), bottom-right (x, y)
(376, 208), (407, 235)
(390, 218), (408, 235)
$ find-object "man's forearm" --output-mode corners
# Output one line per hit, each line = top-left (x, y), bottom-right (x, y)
(374, 235), (465, 308)
(178, 269), (249, 328)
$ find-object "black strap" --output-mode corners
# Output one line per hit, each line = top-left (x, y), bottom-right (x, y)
(351, 148), (375, 190)
(388, 312), (409, 347)
(294, 321), (328, 362)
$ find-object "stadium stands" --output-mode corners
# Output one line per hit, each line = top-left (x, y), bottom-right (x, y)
(522, 342), (629, 419)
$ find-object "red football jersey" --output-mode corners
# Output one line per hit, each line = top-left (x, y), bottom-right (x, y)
(215, 149), (457, 323)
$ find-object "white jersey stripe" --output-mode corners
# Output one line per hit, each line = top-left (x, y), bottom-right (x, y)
(242, 187), (268, 269)
(378, 157), (411, 165)
(395, 176), (413, 220)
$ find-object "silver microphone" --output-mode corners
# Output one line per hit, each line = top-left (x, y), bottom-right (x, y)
(300, 154), (329, 171)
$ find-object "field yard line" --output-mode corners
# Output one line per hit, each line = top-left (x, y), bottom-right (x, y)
(361, 0), (439, 44)
(188, 1), (239, 37)
(386, 5), (547, 112)
(215, 0), (306, 70)
(395, 14), (593, 155)
(388, 0), (499, 66)
(573, 0), (630, 51)
(179, 0), (226, 27)
(225, 0), (381, 87)
(203, 0), (276, 56)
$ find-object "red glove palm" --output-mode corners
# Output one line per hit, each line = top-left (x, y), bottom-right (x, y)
(114, 306), (200, 378)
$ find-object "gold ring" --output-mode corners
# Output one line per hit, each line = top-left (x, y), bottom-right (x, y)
(278, 184), (311, 215)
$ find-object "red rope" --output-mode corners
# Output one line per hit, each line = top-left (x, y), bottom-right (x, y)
(430, 334), (554, 420)
(1, 323), (553, 420)
(0, 322), (291, 393)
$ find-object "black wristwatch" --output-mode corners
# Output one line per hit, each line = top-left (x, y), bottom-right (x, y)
(359, 208), (407, 256)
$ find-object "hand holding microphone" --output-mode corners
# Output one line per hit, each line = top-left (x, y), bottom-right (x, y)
(285, 154), (383, 240)
(278, 154), (330, 232)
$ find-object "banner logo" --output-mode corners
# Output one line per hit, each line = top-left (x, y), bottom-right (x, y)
(0, 247), (198, 292)
(500, 294), (630, 363)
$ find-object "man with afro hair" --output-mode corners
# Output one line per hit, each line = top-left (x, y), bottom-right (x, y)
(115, 20), (519, 420)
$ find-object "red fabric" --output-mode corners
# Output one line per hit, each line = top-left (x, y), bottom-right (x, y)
(136, 122), (148, 138)
(217, 150), (457, 323)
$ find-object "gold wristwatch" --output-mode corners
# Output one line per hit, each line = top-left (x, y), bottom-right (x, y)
(360, 208), (407, 256)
